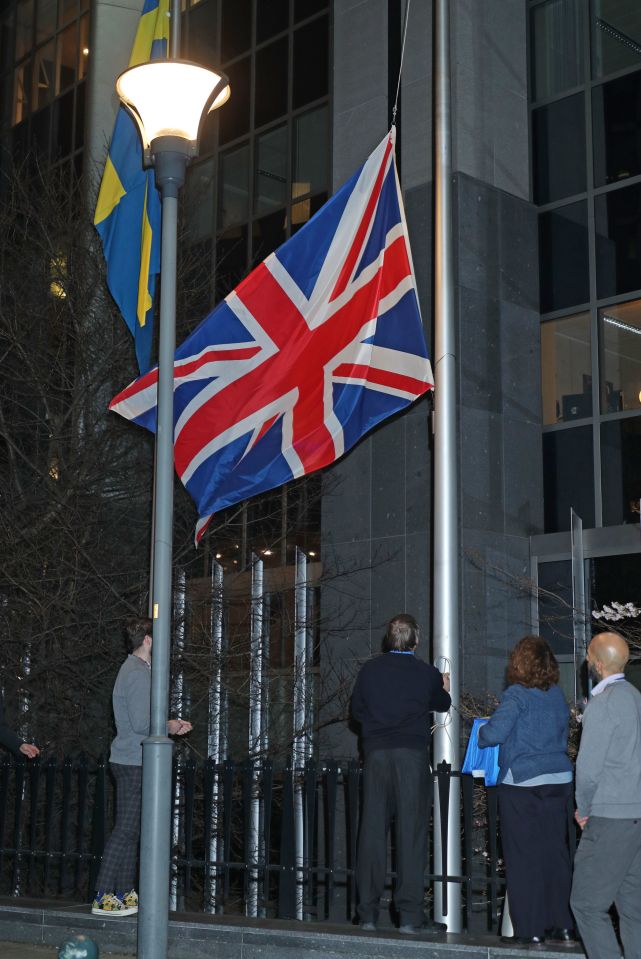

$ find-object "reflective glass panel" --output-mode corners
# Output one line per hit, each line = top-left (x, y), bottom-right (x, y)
(541, 312), (592, 425)
(221, 0), (250, 61)
(595, 183), (641, 299)
(51, 86), (73, 157)
(220, 144), (249, 228)
(32, 40), (54, 110)
(216, 224), (248, 301)
(593, 71), (641, 188)
(185, 157), (215, 242)
(36, 0), (57, 43)
(537, 561), (574, 656)
(599, 300), (641, 414)
(74, 78), (84, 148)
(533, 94), (586, 205)
(1, 9), (14, 69)
(257, 0), (288, 42)
(592, 1), (641, 78)
(13, 60), (31, 124)
(292, 106), (327, 199)
(255, 125), (287, 216)
(188, 0), (218, 68)
(290, 191), (326, 233)
(57, 23), (77, 92)
(293, 15), (328, 108)
(601, 417), (641, 525)
(295, 0), (326, 20)
(255, 37), (288, 127)
(181, 238), (212, 322)
(539, 201), (590, 313)
(530, 0), (584, 102)
(252, 208), (286, 263)
(15, 0), (34, 61)
(219, 56), (250, 145)
(543, 426), (595, 532)
(59, 0), (78, 27)
(78, 14), (89, 80)
(31, 102), (51, 157)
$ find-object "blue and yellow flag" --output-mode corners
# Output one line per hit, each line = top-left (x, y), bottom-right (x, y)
(94, 0), (170, 374)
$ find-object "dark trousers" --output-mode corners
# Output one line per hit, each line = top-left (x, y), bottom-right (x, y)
(571, 816), (641, 959)
(96, 763), (142, 893)
(356, 748), (431, 926)
(498, 781), (574, 939)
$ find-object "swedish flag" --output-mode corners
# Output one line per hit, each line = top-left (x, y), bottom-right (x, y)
(94, 0), (170, 374)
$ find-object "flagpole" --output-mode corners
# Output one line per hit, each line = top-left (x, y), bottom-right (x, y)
(138, 5), (181, 958)
(432, 0), (462, 932)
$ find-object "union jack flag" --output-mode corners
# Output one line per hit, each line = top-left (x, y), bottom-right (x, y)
(109, 129), (433, 543)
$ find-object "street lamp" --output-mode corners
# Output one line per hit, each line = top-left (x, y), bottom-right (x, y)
(116, 58), (229, 959)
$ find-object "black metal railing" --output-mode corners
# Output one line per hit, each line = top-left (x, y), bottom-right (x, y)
(0, 755), (511, 931)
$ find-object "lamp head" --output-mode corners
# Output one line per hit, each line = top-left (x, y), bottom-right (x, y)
(116, 59), (230, 165)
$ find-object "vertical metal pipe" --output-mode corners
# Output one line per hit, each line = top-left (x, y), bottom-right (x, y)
(207, 561), (223, 912)
(432, 0), (462, 932)
(138, 149), (186, 959)
(247, 554), (264, 917)
(293, 548), (307, 919)
(169, 568), (187, 912)
(170, 0), (181, 58)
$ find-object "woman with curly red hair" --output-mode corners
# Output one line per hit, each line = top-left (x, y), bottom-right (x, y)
(479, 635), (576, 947)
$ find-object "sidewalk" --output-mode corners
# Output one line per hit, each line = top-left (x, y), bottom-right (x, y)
(0, 944), (131, 958)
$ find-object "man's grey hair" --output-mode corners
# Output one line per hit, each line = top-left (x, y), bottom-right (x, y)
(383, 613), (419, 652)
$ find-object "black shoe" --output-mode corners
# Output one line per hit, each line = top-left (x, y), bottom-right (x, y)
(399, 919), (447, 935)
(500, 935), (546, 945)
(545, 927), (578, 944)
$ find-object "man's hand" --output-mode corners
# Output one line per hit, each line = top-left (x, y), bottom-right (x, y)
(19, 743), (39, 759)
(442, 672), (451, 693)
(167, 719), (192, 736)
(574, 809), (589, 830)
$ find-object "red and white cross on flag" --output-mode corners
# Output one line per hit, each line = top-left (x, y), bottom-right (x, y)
(109, 128), (433, 544)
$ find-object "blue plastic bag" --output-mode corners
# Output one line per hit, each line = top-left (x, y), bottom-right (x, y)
(461, 718), (500, 787)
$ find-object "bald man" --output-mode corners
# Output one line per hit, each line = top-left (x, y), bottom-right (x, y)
(570, 632), (641, 959)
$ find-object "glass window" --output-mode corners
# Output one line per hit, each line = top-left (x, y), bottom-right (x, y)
(541, 312), (592, 425)
(593, 71), (641, 188)
(13, 60), (32, 124)
(599, 300), (641, 414)
(591, 1), (641, 78)
(31, 102), (51, 157)
(257, 0), (288, 43)
(590, 553), (641, 613)
(255, 37), (288, 127)
(530, 0), (584, 102)
(51, 86), (73, 157)
(32, 40), (55, 110)
(219, 56), (250, 145)
(537, 561), (574, 655)
(216, 224), (248, 301)
(74, 78), (84, 148)
(15, 0), (34, 61)
(290, 191), (326, 232)
(59, 0), (78, 27)
(539, 201), (590, 313)
(185, 157), (215, 241)
(220, 143), (249, 228)
(57, 22), (77, 93)
(255, 125), (287, 216)
(188, 0), (218, 68)
(533, 93), (586, 204)
(252, 208), (286, 262)
(295, 0), (326, 21)
(601, 417), (641, 525)
(36, 0), (57, 43)
(78, 14), (89, 80)
(292, 106), (327, 199)
(293, 15), (328, 109)
(543, 426), (595, 532)
(1, 9), (14, 70)
(181, 238), (213, 322)
(221, 0), (250, 62)
(596, 183), (641, 299)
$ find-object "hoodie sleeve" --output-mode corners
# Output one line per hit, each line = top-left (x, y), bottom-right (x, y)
(478, 687), (521, 747)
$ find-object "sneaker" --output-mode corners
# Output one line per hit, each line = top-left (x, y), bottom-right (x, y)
(121, 889), (139, 915)
(360, 921), (377, 932)
(399, 919), (447, 935)
(91, 891), (137, 917)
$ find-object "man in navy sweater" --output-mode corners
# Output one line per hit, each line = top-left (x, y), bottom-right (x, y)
(351, 613), (451, 934)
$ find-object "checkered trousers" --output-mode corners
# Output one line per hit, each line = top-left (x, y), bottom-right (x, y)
(96, 763), (143, 892)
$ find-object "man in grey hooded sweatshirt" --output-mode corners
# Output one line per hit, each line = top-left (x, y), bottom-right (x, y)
(91, 617), (192, 917)
(570, 631), (641, 959)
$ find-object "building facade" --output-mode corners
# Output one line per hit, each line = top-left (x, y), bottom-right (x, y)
(3, 0), (641, 756)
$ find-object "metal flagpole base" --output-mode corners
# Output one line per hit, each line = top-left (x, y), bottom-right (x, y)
(138, 736), (174, 959)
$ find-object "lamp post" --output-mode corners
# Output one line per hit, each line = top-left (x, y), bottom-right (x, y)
(115, 59), (229, 959)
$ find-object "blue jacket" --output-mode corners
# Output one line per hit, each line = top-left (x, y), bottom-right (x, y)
(477, 684), (571, 784)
